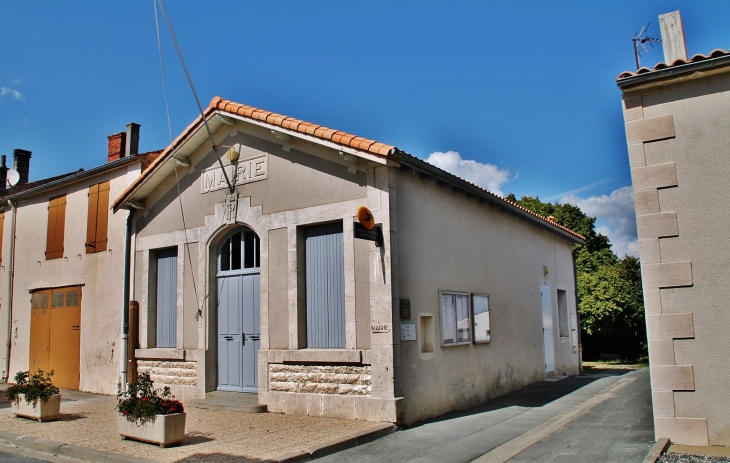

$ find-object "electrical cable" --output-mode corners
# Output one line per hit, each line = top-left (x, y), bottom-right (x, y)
(153, 0), (202, 320)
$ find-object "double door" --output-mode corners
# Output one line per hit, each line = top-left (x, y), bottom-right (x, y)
(29, 286), (82, 389)
(217, 273), (260, 392)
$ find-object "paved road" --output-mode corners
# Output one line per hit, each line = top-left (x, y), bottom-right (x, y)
(319, 368), (653, 463)
(0, 447), (76, 463)
(508, 368), (653, 462)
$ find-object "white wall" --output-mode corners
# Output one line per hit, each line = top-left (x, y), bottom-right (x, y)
(0, 162), (141, 395)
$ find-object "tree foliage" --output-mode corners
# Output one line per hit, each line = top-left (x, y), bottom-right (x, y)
(506, 194), (646, 359)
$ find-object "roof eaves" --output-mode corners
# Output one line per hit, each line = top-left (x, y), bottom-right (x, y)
(391, 150), (586, 244)
(0, 156), (139, 206)
(617, 51), (730, 90)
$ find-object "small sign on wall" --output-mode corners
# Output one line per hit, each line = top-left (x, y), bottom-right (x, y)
(400, 321), (416, 341)
(371, 324), (390, 333)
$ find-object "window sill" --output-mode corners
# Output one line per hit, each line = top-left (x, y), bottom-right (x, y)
(135, 348), (186, 360)
(261, 349), (370, 365)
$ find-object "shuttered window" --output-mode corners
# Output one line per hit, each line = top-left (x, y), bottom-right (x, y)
(305, 222), (345, 349)
(156, 247), (178, 348)
(86, 181), (110, 253)
(46, 195), (66, 260)
(0, 212), (4, 264)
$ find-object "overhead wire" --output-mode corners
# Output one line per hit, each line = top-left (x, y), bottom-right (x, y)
(155, 0), (234, 194)
(153, 0), (202, 320)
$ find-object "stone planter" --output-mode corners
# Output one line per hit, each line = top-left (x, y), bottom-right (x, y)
(11, 393), (61, 422)
(118, 413), (186, 447)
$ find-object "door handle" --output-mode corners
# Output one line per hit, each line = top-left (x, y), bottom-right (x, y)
(72, 325), (80, 330)
(249, 335), (260, 341)
(223, 335), (233, 341)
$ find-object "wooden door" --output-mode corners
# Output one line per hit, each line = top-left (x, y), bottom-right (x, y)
(29, 291), (51, 372)
(29, 287), (81, 389)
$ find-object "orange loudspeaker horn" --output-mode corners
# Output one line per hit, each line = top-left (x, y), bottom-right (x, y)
(357, 206), (375, 230)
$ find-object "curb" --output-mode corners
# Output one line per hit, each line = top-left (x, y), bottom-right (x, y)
(643, 438), (671, 463)
(0, 431), (154, 463)
(264, 422), (397, 463)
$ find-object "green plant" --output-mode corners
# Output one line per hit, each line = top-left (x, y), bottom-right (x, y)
(6, 370), (60, 405)
(117, 374), (184, 424)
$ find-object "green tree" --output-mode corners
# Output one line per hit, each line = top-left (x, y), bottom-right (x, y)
(505, 194), (646, 359)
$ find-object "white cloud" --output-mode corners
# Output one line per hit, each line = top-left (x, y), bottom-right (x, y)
(0, 87), (23, 101)
(562, 186), (639, 258)
(425, 150), (510, 197)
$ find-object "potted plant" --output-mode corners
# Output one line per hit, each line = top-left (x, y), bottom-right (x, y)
(117, 374), (186, 447)
(7, 370), (61, 422)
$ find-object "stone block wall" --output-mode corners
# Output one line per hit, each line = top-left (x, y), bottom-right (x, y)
(269, 364), (371, 395)
(137, 360), (198, 387)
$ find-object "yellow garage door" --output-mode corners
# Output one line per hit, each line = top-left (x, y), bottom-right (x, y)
(29, 287), (81, 389)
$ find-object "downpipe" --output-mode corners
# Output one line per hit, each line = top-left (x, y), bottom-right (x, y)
(120, 211), (132, 391)
(2, 200), (18, 383)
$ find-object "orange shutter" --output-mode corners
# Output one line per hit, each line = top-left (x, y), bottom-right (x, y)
(0, 212), (4, 264)
(46, 195), (66, 260)
(95, 181), (110, 252)
(86, 184), (99, 254)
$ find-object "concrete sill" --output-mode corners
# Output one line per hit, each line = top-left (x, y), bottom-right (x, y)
(135, 348), (186, 360)
(262, 349), (371, 365)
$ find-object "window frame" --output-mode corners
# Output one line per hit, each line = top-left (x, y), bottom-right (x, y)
(557, 289), (570, 338)
(439, 290), (472, 347)
(472, 293), (491, 344)
(216, 227), (260, 277)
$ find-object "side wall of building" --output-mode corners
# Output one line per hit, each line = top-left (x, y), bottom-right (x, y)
(0, 163), (140, 395)
(395, 169), (580, 425)
(621, 72), (730, 446)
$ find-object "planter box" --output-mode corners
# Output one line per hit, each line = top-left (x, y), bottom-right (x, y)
(118, 413), (186, 447)
(11, 393), (61, 422)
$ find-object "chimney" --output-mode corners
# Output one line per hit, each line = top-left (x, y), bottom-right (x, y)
(107, 132), (127, 163)
(13, 149), (32, 184)
(659, 11), (688, 64)
(0, 156), (7, 196)
(126, 122), (140, 156)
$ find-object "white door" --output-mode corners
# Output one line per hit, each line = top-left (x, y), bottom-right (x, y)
(541, 285), (555, 373)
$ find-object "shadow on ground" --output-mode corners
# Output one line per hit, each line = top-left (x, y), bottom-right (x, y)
(409, 368), (633, 428)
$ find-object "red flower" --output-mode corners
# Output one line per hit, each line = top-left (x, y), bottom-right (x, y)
(142, 397), (148, 402)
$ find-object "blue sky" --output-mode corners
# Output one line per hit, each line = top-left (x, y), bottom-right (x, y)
(2, 1), (730, 257)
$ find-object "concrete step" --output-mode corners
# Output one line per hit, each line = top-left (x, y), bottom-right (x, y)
(188, 391), (267, 413)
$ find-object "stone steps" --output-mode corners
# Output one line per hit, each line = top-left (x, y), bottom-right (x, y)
(188, 391), (267, 413)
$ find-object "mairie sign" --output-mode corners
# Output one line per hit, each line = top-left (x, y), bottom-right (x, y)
(200, 154), (268, 193)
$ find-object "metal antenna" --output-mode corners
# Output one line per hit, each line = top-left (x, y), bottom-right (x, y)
(632, 22), (662, 70)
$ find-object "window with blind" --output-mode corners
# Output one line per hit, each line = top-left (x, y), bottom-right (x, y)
(86, 181), (110, 253)
(46, 195), (66, 260)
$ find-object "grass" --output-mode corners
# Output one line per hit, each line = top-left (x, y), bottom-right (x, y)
(582, 359), (649, 370)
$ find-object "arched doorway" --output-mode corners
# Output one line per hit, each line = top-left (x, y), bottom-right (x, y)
(216, 227), (260, 392)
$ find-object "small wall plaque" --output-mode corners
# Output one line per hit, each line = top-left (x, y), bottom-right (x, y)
(400, 299), (411, 320)
(371, 324), (390, 333)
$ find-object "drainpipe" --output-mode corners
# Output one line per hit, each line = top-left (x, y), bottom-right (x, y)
(120, 210), (132, 391)
(572, 248), (583, 374)
(2, 200), (18, 383)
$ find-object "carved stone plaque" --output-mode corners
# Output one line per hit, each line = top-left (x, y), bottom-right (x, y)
(223, 192), (238, 224)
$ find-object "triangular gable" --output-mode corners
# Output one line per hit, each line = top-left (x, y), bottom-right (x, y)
(112, 97), (395, 212)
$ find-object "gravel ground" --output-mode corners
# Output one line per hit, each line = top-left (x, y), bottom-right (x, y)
(658, 453), (730, 463)
(0, 394), (381, 462)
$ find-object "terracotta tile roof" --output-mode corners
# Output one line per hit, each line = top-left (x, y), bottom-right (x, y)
(210, 97), (395, 156)
(617, 48), (730, 79)
(113, 96), (584, 243)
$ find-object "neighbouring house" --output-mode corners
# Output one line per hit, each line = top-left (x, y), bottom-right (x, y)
(0, 125), (161, 395)
(616, 10), (730, 447)
(113, 96), (584, 425)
